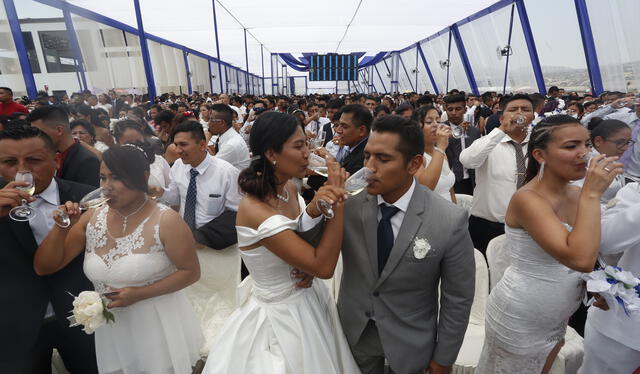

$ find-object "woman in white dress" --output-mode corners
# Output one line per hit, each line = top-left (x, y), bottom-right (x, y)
(413, 106), (456, 202)
(202, 112), (360, 374)
(34, 144), (203, 374)
(475, 114), (623, 374)
(572, 118), (632, 203)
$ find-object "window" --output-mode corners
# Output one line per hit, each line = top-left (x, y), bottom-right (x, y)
(38, 30), (76, 73)
(21, 31), (41, 73)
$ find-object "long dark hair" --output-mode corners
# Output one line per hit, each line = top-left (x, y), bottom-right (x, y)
(524, 114), (582, 183)
(102, 144), (153, 192)
(238, 112), (300, 200)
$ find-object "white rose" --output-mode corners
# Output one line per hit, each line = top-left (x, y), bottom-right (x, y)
(611, 270), (640, 288)
(83, 302), (103, 318)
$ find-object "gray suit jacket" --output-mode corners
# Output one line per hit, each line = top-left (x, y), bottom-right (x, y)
(303, 183), (475, 373)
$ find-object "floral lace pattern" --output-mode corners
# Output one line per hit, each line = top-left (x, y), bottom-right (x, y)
(86, 204), (169, 268)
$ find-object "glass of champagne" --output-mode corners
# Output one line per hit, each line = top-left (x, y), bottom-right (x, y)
(53, 187), (110, 228)
(308, 153), (328, 177)
(9, 171), (37, 222)
(317, 167), (373, 219)
(311, 129), (326, 150)
(446, 121), (463, 139)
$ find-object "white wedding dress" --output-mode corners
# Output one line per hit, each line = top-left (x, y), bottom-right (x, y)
(202, 195), (361, 374)
(475, 224), (584, 373)
(84, 204), (203, 374)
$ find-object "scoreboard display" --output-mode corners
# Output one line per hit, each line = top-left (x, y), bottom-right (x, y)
(309, 54), (358, 81)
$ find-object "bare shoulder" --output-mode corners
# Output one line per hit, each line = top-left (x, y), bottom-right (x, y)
(236, 195), (279, 230)
(505, 187), (555, 227)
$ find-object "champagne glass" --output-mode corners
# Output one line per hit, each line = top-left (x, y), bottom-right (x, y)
(317, 167), (373, 219)
(9, 171), (37, 222)
(308, 153), (328, 177)
(53, 187), (110, 228)
(446, 122), (463, 139)
(310, 129), (325, 150)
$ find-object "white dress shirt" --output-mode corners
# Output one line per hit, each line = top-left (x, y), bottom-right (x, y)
(587, 182), (640, 350)
(305, 117), (331, 135)
(162, 153), (242, 229)
(208, 126), (250, 170)
(239, 120), (253, 145)
(30, 178), (60, 319)
(376, 179), (416, 241)
(459, 127), (529, 223)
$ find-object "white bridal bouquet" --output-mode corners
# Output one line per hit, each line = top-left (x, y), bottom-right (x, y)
(68, 291), (115, 334)
(581, 266), (640, 316)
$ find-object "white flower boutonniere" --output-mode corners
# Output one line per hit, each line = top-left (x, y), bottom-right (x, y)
(413, 237), (431, 259)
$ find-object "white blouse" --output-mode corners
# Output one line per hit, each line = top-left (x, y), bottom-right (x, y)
(424, 152), (455, 202)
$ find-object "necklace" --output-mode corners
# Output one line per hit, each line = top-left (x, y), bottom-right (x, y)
(114, 195), (148, 232)
(276, 188), (289, 203)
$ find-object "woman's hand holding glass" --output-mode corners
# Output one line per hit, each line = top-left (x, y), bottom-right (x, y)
(53, 201), (84, 228)
(582, 154), (624, 198)
(435, 124), (452, 149)
(307, 157), (348, 219)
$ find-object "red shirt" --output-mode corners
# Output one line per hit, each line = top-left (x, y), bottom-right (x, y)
(0, 101), (28, 116)
(56, 140), (79, 178)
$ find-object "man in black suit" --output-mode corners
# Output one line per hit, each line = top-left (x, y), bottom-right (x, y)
(28, 105), (100, 188)
(443, 94), (481, 195)
(335, 104), (372, 175)
(0, 126), (98, 374)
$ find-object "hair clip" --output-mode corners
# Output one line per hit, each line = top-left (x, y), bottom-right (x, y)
(122, 143), (146, 155)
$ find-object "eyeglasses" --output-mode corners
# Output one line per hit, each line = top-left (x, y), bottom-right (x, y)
(606, 138), (635, 150)
(71, 130), (89, 136)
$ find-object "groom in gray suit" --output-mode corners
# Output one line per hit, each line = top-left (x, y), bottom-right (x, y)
(301, 115), (475, 374)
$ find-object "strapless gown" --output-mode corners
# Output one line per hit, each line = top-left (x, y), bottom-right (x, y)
(475, 224), (584, 373)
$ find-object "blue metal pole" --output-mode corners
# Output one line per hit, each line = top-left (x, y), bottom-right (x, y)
(515, 0), (545, 94)
(3, 0), (37, 99)
(62, 8), (87, 92)
(260, 44), (265, 95)
(502, 4), (516, 95)
(451, 24), (479, 95)
(446, 30), (452, 93)
(235, 68), (240, 94)
(243, 28), (250, 94)
(305, 76), (308, 95)
(416, 43), (439, 94)
(133, 0), (156, 99)
(374, 65), (387, 93)
(398, 54), (415, 92)
(574, 0), (604, 95)
(208, 59), (213, 93)
(414, 44), (419, 92)
(183, 51), (192, 94)
(212, 0), (224, 93)
(270, 53), (276, 95)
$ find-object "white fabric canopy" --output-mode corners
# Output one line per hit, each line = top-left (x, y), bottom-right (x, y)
(64, 0), (496, 79)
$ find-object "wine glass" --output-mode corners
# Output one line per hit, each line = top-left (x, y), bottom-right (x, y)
(308, 153), (328, 177)
(53, 187), (110, 228)
(9, 171), (37, 222)
(309, 129), (325, 150)
(317, 167), (373, 219)
(447, 122), (464, 139)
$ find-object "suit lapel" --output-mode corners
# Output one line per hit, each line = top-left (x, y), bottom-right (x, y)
(361, 193), (379, 278)
(376, 186), (426, 287)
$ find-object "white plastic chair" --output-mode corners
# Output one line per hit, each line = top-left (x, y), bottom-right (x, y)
(185, 244), (241, 356)
(453, 249), (489, 374)
(455, 194), (473, 216)
(322, 252), (343, 302)
(485, 235), (584, 374)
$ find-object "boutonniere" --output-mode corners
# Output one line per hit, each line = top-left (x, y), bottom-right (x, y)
(413, 237), (431, 259)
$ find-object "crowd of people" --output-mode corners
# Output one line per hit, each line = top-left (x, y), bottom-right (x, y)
(0, 83), (639, 374)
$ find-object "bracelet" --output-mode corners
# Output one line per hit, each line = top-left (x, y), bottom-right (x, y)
(433, 147), (446, 156)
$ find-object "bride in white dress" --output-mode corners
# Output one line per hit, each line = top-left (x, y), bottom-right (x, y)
(202, 112), (360, 374)
(35, 144), (203, 374)
(475, 115), (623, 374)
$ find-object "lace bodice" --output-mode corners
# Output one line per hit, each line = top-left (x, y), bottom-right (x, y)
(84, 204), (176, 293)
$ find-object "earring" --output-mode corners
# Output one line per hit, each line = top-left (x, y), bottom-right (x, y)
(272, 160), (277, 167)
(538, 161), (545, 181)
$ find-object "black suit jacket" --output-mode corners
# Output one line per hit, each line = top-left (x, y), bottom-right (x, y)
(60, 141), (101, 188)
(341, 137), (368, 175)
(0, 178), (96, 369)
(445, 123), (480, 184)
(321, 122), (333, 147)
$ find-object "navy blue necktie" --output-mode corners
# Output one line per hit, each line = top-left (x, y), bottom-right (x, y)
(377, 204), (400, 275)
(184, 168), (199, 230)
